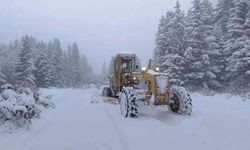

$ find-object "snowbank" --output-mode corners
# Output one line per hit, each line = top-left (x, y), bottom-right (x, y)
(0, 84), (54, 132)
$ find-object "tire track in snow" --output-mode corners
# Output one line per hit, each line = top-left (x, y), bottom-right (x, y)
(104, 109), (131, 150)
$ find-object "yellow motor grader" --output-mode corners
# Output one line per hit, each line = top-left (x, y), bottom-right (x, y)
(102, 53), (192, 118)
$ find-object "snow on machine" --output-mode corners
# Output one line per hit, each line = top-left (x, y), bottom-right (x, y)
(102, 53), (192, 117)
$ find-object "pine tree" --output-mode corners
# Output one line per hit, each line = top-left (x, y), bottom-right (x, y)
(245, 10), (250, 39)
(184, 0), (216, 90)
(224, 0), (249, 82)
(185, 0), (206, 89)
(201, 0), (214, 37)
(30, 37), (38, 60)
(201, 0), (223, 89)
(208, 25), (226, 88)
(88, 64), (93, 77)
(102, 61), (108, 80)
(243, 9), (250, 81)
(45, 41), (56, 87)
(0, 41), (18, 84)
(34, 42), (51, 87)
(15, 35), (35, 83)
(0, 45), (7, 84)
(51, 39), (64, 87)
(71, 42), (81, 87)
(154, 12), (175, 72)
(162, 1), (187, 85)
(154, 16), (167, 67)
(214, 0), (234, 40)
(108, 56), (115, 75)
(1, 36), (93, 88)
(211, 0), (234, 85)
(79, 54), (92, 84)
(0, 66), (6, 85)
(62, 47), (70, 87)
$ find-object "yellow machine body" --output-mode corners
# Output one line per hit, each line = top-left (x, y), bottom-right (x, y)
(109, 53), (171, 105)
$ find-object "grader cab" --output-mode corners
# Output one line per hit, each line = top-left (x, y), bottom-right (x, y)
(102, 53), (192, 118)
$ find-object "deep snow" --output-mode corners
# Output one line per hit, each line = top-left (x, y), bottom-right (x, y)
(0, 87), (249, 150)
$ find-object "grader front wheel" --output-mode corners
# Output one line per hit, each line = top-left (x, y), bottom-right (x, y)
(102, 87), (114, 97)
(119, 87), (138, 118)
(168, 86), (193, 115)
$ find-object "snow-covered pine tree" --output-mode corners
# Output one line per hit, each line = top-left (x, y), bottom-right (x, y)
(1, 36), (93, 88)
(79, 54), (92, 84)
(185, 0), (205, 89)
(62, 45), (72, 87)
(154, 16), (166, 67)
(214, 0), (234, 41)
(108, 56), (115, 74)
(61, 49), (68, 87)
(45, 41), (56, 87)
(15, 35), (35, 83)
(79, 55), (86, 85)
(0, 45), (11, 84)
(224, 0), (249, 85)
(102, 61), (108, 81)
(200, 0), (222, 89)
(85, 56), (93, 83)
(161, 1), (186, 85)
(212, 0), (234, 85)
(10, 40), (19, 78)
(88, 64), (93, 78)
(243, 8), (250, 86)
(208, 25), (226, 88)
(0, 66), (6, 85)
(1, 40), (19, 83)
(71, 42), (82, 87)
(154, 11), (175, 72)
(50, 39), (64, 87)
(29, 36), (38, 60)
(34, 42), (51, 88)
(0, 44), (6, 84)
(201, 0), (214, 37)
(184, 0), (215, 90)
(246, 10), (250, 39)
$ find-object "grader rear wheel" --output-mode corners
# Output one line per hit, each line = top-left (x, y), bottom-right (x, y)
(119, 87), (138, 118)
(168, 86), (193, 115)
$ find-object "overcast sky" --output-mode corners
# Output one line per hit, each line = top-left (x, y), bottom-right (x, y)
(0, 0), (217, 73)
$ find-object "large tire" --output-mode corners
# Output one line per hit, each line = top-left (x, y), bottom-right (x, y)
(168, 86), (193, 115)
(119, 87), (138, 118)
(102, 87), (114, 97)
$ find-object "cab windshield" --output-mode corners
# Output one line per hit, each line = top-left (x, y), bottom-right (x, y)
(121, 59), (133, 73)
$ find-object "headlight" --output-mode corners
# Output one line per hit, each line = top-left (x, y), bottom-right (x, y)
(141, 67), (147, 71)
(156, 67), (160, 72)
(133, 77), (137, 80)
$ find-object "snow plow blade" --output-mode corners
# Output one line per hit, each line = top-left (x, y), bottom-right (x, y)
(103, 97), (119, 104)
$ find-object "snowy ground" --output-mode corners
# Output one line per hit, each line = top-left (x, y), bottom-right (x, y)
(0, 87), (249, 150)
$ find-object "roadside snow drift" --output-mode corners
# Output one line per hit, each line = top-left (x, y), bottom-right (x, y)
(0, 87), (249, 150)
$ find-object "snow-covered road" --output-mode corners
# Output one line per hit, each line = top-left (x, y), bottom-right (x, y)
(0, 87), (250, 150)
